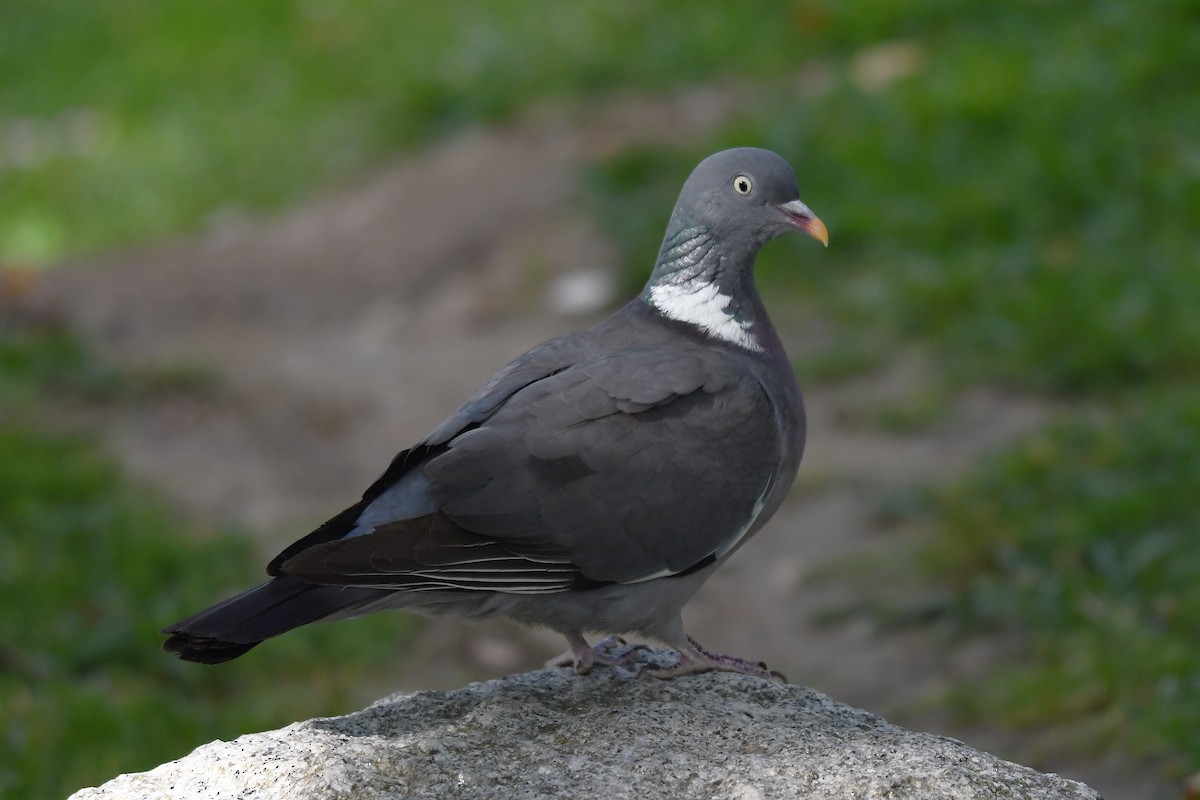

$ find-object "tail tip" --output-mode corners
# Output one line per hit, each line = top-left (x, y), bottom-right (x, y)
(162, 632), (260, 664)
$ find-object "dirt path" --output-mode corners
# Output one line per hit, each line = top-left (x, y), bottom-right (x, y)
(24, 91), (1169, 799)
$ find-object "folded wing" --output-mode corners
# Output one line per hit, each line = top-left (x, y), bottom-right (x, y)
(278, 347), (785, 592)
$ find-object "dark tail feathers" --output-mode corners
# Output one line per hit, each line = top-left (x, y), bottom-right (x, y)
(161, 577), (386, 664)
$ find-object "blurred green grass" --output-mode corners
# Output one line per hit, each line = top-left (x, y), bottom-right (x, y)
(3, 0), (1199, 793)
(0, 0), (827, 264)
(0, 331), (419, 799)
(927, 389), (1200, 770)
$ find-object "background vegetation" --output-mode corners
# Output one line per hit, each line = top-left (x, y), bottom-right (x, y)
(0, 331), (418, 799)
(2, 0), (1196, 796)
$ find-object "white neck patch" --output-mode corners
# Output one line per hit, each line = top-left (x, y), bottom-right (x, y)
(649, 280), (762, 352)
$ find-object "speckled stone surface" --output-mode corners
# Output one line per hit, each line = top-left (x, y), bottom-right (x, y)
(70, 650), (1100, 800)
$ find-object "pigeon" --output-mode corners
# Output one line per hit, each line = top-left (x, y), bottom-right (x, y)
(162, 147), (828, 680)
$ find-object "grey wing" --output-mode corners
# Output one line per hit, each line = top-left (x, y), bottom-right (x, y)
(281, 348), (787, 590)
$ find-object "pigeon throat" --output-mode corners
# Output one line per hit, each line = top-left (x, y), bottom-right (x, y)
(646, 226), (763, 352)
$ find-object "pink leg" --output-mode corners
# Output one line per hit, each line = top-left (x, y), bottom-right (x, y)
(647, 636), (786, 682)
(547, 633), (649, 675)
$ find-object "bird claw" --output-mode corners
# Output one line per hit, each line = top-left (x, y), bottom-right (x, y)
(646, 636), (787, 683)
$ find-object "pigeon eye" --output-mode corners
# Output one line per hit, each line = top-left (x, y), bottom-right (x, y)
(732, 175), (753, 195)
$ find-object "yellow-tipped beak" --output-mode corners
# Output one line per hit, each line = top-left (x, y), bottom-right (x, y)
(803, 214), (829, 248)
(776, 199), (830, 247)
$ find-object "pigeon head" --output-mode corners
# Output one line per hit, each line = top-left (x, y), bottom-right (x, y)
(645, 148), (827, 352)
(673, 147), (828, 251)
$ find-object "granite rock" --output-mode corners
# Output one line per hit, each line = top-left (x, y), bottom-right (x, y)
(70, 650), (1100, 800)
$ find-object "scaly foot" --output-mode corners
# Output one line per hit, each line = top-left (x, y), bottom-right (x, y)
(647, 636), (786, 682)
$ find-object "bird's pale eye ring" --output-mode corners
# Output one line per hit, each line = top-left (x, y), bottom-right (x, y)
(732, 175), (753, 195)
